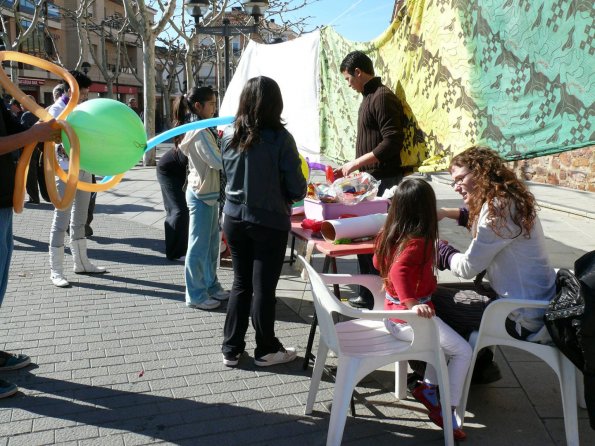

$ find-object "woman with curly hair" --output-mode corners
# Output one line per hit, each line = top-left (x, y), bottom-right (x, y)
(435, 146), (556, 344)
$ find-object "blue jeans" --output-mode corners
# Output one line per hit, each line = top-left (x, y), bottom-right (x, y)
(0, 208), (14, 307)
(185, 189), (222, 305)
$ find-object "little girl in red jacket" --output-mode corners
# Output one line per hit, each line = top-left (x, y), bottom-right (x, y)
(373, 177), (471, 441)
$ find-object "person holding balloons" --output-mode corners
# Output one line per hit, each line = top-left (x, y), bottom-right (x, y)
(47, 70), (106, 287)
(220, 76), (307, 367)
(178, 86), (229, 311)
(0, 107), (60, 398)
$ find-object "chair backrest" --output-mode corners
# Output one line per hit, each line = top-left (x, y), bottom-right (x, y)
(300, 257), (346, 354)
(299, 256), (442, 357)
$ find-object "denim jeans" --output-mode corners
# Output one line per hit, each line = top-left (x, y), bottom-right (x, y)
(0, 208), (13, 307)
(49, 170), (92, 247)
(185, 188), (222, 305)
(221, 215), (287, 358)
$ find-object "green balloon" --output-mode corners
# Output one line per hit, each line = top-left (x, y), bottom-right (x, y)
(62, 98), (147, 176)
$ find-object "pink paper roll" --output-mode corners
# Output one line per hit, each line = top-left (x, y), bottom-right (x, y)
(320, 213), (387, 242)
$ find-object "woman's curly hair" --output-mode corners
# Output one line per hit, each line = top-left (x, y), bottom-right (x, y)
(450, 146), (537, 238)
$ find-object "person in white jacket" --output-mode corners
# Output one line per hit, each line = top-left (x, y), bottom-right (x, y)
(179, 87), (229, 311)
(435, 146), (556, 345)
(47, 70), (106, 287)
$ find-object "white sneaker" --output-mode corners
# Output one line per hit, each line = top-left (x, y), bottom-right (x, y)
(51, 273), (69, 288)
(222, 352), (242, 367)
(186, 298), (221, 310)
(211, 289), (230, 301)
(254, 347), (297, 367)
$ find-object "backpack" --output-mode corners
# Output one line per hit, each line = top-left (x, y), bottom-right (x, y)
(544, 250), (595, 429)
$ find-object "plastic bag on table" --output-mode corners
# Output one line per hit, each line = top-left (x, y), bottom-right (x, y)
(331, 172), (379, 205)
(312, 183), (337, 203)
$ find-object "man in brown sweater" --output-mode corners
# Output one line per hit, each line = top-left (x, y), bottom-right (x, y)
(336, 50), (406, 309)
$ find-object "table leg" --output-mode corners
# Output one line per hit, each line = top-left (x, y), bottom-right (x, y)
(330, 257), (340, 297)
(288, 234), (297, 265)
(302, 312), (318, 370)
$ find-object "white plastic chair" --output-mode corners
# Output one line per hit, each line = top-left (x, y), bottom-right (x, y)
(303, 268), (411, 400)
(457, 298), (580, 446)
(298, 256), (454, 446)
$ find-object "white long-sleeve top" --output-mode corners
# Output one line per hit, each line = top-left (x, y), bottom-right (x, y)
(179, 127), (221, 205)
(450, 201), (556, 333)
(47, 96), (70, 171)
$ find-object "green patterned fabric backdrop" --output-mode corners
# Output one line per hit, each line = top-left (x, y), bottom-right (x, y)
(319, 0), (594, 172)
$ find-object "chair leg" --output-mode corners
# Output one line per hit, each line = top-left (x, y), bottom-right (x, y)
(305, 342), (329, 414)
(559, 356), (580, 446)
(576, 367), (586, 409)
(395, 360), (408, 399)
(456, 346), (480, 426)
(327, 360), (359, 446)
(431, 357), (454, 446)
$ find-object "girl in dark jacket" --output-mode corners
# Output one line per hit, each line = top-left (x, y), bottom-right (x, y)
(156, 96), (189, 261)
(221, 76), (307, 367)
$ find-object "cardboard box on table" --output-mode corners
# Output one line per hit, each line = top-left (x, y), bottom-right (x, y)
(304, 197), (390, 221)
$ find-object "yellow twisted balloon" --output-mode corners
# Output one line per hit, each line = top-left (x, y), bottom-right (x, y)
(0, 51), (124, 213)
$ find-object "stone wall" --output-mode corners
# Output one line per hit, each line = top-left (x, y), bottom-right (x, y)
(509, 146), (595, 192)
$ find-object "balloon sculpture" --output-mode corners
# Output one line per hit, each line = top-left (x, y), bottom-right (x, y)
(0, 51), (236, 212)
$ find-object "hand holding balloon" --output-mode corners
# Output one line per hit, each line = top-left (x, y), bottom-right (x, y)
(0, 50), (238, 211)
(31, 120), (61, 143)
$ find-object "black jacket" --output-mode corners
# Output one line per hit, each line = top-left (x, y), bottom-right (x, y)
(222, 126), (307, 231)
(545, 250), (595, 429)
(0, 108), (26, 209)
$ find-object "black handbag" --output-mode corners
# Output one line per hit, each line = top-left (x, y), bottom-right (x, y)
(544, 250), (595, 430)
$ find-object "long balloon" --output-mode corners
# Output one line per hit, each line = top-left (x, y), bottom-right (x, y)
(145, 116), (234, 151)
(0, 51), (82, 212)
(99, 115), (235, 184)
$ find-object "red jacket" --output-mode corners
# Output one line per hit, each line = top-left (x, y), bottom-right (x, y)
(373, 237), (437, 312)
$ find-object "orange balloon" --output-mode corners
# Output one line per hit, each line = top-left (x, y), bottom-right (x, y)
(0, 51), (124, 212)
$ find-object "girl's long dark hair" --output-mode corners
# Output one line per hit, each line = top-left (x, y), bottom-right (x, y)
(171, 87), (216, 148)
(231, 76), (285, 151)
(450, 146), (536, 238)
(375, 178), (439, 289)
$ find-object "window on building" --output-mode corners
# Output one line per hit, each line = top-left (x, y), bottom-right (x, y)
(19, 20), (46, 58)
(18, 0), (60, 20)
(232, 40), (240, 56)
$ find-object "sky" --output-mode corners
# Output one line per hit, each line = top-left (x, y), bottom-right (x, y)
(289, 0), (396, 42)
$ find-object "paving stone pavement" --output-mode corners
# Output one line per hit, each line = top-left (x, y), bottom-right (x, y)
(1, 146), (594, 445)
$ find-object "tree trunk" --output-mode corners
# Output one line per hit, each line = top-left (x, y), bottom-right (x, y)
(142, 38), (157, 166)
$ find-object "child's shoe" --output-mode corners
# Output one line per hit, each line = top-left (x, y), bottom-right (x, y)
(428, 408), (467, 441)
(411, 381), (440, 412)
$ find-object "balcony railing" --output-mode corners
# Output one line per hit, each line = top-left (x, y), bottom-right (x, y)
(107, 64), (137, 75)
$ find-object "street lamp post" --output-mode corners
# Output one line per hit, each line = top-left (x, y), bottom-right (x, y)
(184, 0), (269, 89)
(81, 62), (91, 75)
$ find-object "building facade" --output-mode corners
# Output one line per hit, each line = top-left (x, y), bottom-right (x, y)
(0, 0), (144, 108)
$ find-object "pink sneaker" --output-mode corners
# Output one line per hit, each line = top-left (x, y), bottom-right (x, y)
(429, 408), (467, 441)
(411, 382), (440, 412)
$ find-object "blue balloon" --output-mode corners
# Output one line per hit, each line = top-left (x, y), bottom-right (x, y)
(99, 115), (235, 184)
(145, 115), (234, 152)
